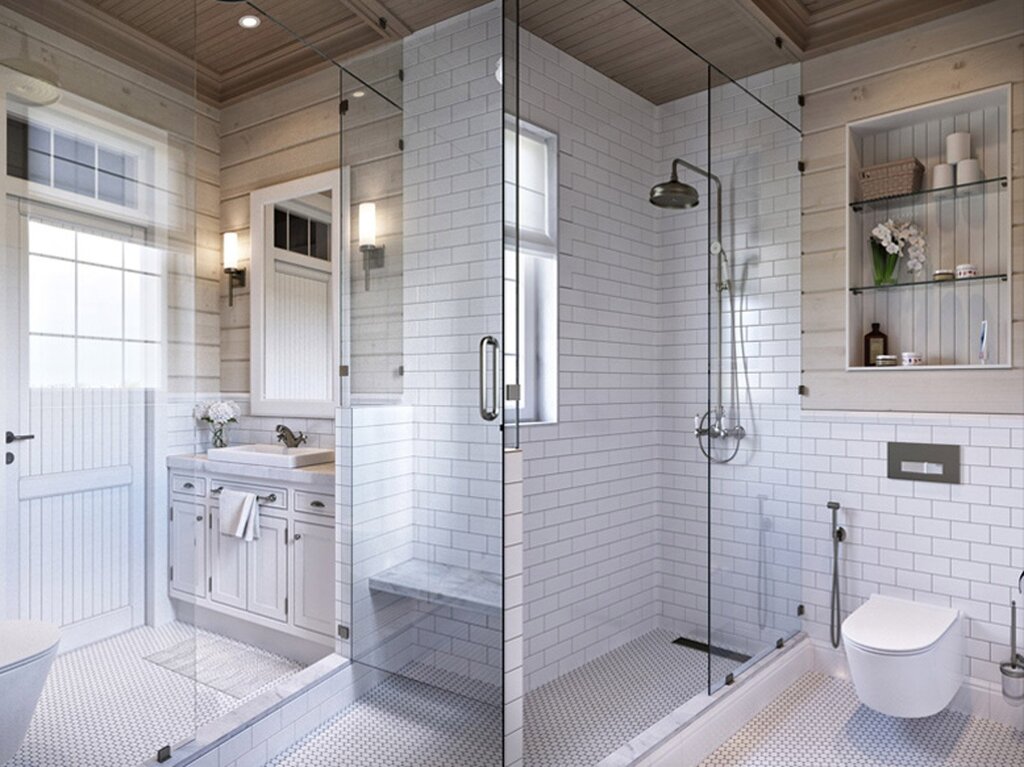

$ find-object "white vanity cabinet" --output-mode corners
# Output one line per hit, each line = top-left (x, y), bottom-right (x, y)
(169, 501), (206, 599)
(167, 456), (335, 644)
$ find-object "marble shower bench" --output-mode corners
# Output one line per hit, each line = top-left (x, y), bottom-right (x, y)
(368, 559), (501, 616)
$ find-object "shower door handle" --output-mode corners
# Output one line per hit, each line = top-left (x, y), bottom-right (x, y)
(479, 335), (500, 422)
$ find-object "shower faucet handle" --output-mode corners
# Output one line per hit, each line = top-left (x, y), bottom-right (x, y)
(826, 501), (840, 511)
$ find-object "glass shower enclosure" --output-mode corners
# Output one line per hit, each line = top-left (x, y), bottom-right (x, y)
(505, 1), (805, 763)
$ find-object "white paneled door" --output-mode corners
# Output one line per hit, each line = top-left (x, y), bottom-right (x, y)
(2, 201), (148, 650)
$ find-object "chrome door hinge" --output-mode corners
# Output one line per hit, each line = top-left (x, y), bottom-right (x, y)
(208, 576), (212, 593)
(337, 624), (350, 640)
(339, 365), (349, 377)
(284, 597), (288, 616)
(505, 383), (521, 401)
(169, 566), (174, 581)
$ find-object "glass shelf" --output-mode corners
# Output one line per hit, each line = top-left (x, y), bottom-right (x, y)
(850, 273), (1007, 295)
(850, 176), (1007, 212)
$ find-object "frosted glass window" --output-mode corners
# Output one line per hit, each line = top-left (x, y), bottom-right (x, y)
(29, 256), (75, 335)
(29, 336), (74, 388)
(28, 220), (74, 258)
(504, 119), (558, 424)
(504, 127), (551, 238)
(77, 264), (123, 338)
(27, 216), (162, 389)
(78, 231), (123, 267)
(78, 340), (122, 388)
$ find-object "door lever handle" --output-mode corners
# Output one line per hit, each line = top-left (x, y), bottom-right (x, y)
(6, 431), (35, 444)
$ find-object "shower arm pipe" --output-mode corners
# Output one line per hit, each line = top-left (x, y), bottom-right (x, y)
(670, 158), (723, 249)
(670, 158), (728, 419)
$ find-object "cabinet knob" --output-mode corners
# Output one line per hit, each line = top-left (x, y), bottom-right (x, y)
(183, 482), (194, 489)
(293, 533), (302, 541)
(196, 514), (204, 522)
(310, 500), (325, 509)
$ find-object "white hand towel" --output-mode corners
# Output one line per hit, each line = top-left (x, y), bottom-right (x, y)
(245, 496), (261, 542)
(218, 489), (257, 539)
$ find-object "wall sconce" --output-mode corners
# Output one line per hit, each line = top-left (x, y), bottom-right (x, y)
(223, 231), (246, 307)
(358, 202), (384, 291)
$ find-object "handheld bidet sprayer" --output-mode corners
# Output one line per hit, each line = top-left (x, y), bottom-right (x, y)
(828, 501), (846, 649)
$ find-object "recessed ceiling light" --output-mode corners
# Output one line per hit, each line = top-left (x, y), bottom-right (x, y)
(238, 15), (261, 29)
(352, 90), (365, 98)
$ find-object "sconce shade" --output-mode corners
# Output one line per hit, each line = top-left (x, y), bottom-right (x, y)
(358, 202), (376, 248)
(223, 231), (239, 270)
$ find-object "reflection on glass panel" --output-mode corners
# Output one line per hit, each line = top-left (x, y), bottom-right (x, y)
(124, 272), (161, 341)
(29, 336), (75, 388)
(77, 339), (123, 387)
(77, 231), (123, 267)
(124, 341), (160, 388)
(123, 243), (161, 274)
(77, 263), (123, 338)
(54, 130), (95, 197)
(29, 255), (75, 335)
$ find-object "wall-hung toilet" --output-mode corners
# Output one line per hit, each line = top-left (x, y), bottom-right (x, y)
(843, 594), (962, 718)
(0, 620), (60, 764)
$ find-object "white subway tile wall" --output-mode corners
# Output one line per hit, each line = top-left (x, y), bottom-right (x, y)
(517, 27), (664, 694)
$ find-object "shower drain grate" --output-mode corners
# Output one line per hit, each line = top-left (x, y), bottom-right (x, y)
(671, 636), (751, 664)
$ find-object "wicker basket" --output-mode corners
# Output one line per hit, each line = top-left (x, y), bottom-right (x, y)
(859, 158), (924, 201)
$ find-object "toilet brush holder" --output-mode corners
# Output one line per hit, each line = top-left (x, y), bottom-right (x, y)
(1001, 598), (1024, 705)
(1000, 658), (1024, 705)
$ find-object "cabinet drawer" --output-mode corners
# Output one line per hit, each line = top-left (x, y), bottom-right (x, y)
(295, 491), (333, 516)
(210, 481), (288, 510)
(171, 474), (206, 497)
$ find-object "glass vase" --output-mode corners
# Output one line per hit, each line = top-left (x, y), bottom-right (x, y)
(870, 240), (899, 286)
(210, 423), (227, 448)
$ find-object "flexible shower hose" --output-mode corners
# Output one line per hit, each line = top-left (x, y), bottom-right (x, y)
(830, 528), (841, 648)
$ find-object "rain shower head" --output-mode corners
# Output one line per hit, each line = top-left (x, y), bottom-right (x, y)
(649, 171), (699, 209)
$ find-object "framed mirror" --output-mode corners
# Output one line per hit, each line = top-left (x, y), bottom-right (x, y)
(250, 169), (347, 417)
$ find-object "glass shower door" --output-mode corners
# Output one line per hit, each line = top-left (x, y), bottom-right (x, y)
(706, 64), (803, 690)
(341, 3), (505, 755)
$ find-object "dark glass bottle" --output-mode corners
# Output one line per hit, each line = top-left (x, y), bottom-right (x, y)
(864, 322), (887, 366)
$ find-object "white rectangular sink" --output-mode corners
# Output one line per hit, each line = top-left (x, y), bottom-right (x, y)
(207, 444), (334, 469)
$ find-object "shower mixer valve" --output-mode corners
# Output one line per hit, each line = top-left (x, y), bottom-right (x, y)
(693, 409), (746, 440)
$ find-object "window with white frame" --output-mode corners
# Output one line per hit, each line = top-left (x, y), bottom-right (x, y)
(504, 118), (557, 423)
(27, 216), (164, 389)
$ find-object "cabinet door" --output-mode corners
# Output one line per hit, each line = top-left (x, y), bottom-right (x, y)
(169, 502), (206, 599)
(291, 520), (334, 637)
(210, 505), (247, 609)
(247, 514), (288, 622)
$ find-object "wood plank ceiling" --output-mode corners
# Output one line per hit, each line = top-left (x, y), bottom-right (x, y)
(3, 0), (998, 106)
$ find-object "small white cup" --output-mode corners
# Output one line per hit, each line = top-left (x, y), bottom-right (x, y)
(946, 132), (971, 164)
(957, 158), (983, 184)
(955, 263), (978, 279)
(932, 163), (955, 189)
(901, 352), (923, 366)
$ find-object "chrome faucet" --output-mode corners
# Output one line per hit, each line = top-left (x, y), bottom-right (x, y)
(275, 424), (307, 448)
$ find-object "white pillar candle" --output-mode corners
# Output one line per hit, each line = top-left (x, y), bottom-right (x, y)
(932, 163), (954, 189)
(956, 158), (982, 184)
(946, 132), (971, 164)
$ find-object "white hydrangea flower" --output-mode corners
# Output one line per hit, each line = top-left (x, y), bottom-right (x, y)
(194, 399), (240, 425)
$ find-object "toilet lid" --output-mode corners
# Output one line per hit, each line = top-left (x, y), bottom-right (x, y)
(843, 595), (958, 654)
(0, 620), (60, 669)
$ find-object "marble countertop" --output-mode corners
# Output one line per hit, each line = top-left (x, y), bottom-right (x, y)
(168, 453), (335, 490)
(368, 559), (502, 617)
